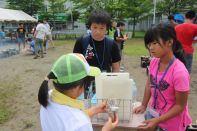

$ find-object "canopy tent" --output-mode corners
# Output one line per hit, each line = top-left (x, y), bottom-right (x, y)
(0, 8), (37, 22)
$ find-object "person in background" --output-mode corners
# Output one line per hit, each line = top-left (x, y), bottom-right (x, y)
(0, 29), (5, 45)
(114, 22), (127, 64)
(86, 24), (92, 35)
(43, 18), (54, 51)
(26, 38), (35, 54)
(134, 24), (192, 131)
(38, 53), (118, 131)
(31, 23), (37, 37)
(167, 15), (178, 28)
(0, 29), (5, 39)
(73, 10), (120, 73)
(107, 19), (117, 40)
(175, 10), (197, 74)
(33, 20), (48, 59)
(16, 23), (26, 51)
(1, 25), (4, 32)
(73, 10), (121, 98)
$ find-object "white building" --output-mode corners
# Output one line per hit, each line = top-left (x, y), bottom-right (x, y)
(0, 0), (7, 8)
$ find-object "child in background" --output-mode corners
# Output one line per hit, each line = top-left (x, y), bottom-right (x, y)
(114, 22), (127, 57)
(175, 10), (197, 74)
(107, 19), (117, 40)
(26, 38), (35, 54)
(134, 24), (192, 131)
(38, 53), (118, 131)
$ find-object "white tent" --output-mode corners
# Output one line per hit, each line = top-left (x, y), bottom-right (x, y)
(0, 8), (37, 22)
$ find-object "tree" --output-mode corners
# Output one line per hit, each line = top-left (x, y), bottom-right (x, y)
(47, 0), (65, 21)
(71, 0), (152, 36)
(71, 0), (126, 21)
(71, 0), (95, 23)
(122, 0), (152, 37)
(157, 0), (197, 15)
(7, 0), (44, 16)
(104, 0), (127, 20)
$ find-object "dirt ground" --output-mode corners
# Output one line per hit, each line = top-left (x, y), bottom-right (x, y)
(0, 44), (197, 131)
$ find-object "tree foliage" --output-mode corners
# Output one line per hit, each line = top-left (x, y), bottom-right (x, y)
(157, 0), (197, 15)
(122, 0), (152, 37)
(47, 0), (65, 20)
(71, 0), (152, 36)
(7, 0), (44, 16)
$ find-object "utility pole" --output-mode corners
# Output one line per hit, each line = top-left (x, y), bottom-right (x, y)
(153, 0), (157, 25)
(64, 0), (73, 29)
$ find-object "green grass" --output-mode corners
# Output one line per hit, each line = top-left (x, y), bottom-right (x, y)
(0, 81), (17, 124)
(53, 34), (83, 40)
(194, 44), (197, 61)
(53, 38), (148, 57)
(54, 40), (75, 46)
(124, 38), (148, 56)
(0, 108), (12, 124)
(52, 39), (197, 61)
(133, 31), (145, 38)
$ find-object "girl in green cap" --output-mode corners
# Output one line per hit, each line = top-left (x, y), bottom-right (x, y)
(38, 53), (118, 131)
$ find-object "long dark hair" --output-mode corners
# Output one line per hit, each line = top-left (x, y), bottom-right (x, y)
(38, 72), (91, 107)
(144, 24), (186, 65)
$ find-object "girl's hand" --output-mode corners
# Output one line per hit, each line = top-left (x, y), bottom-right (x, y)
(87, 102), (107, 117)
(94, 102), (107, 113)
(137, 118), (158, 131)
(123, 35), (128, 40)
(102, 113), (119, 131)
(133, 105), (146, 114)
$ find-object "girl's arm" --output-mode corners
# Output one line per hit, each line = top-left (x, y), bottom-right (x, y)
(134, 76), (151, 113)
(155, 91), (188, 123)
(112, 62), (120, 72)
(139, 91), (189, 130)
(86, 102), (106, 118)
(33, 30), (37, 38)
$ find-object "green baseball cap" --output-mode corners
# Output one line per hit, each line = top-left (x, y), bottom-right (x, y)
(51, 53), (101, 84)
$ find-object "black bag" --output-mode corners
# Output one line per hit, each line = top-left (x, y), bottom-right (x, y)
(186, 125), (197, 131)
(141, 56), (150, 68)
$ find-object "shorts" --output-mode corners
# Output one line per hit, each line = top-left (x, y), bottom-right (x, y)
(184, 53), (193, 74)
(46, 34), (52, 40)
(18, 37), (25, 44)
(116, 42), (123, 57)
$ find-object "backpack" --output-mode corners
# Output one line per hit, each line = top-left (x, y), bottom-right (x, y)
(82, 34), (114, 65)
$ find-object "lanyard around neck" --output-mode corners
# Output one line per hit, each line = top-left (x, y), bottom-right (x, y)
(153, 56), (176, 109)
(91, 36), (106, 70)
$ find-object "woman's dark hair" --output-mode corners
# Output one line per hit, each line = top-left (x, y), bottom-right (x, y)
(168, 15), (174, 20)
(108, 19), (115, 30)
(87, 9), (111, 29)
(38, 72), (91, 107)
(117, 22), (125, 27)
(144, 24), (186, 65)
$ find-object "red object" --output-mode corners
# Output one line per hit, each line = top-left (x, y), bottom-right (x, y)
(175, 23), (197, 54)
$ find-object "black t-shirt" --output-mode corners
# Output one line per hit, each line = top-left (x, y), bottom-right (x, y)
(73, 36), (121, 72)
(17, 27), (26, 38)
(114, 29), (124, 49)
